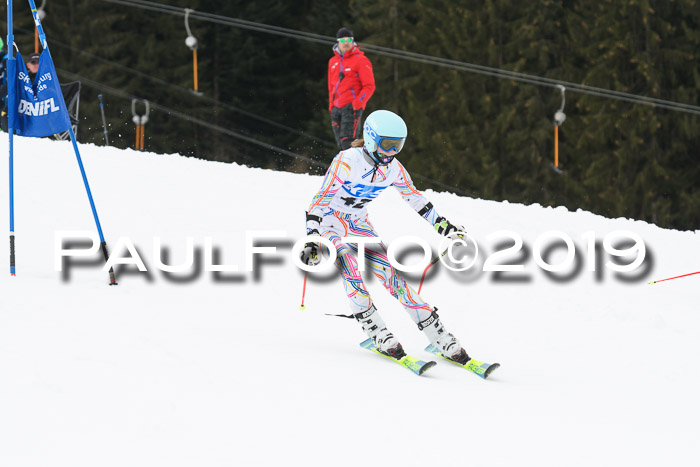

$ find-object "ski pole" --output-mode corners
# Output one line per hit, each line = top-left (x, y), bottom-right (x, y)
(418, 232), (470, 294)
(418, 248), (449, 294)
(299, 273), (308, 310)
(649, 270), (700, 285)
(98, 94), (109, 146)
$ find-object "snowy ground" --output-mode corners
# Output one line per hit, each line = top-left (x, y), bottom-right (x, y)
(1, 135), (698, 467)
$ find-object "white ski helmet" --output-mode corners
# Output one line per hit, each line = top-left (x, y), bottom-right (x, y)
(363, 110), (407, 164)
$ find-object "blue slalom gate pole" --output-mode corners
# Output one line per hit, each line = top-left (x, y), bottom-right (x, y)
(8, 0), (16, 275)
(20, 0), (117, 284)
(9, 132), (15, 276)
(67, 125), (117, 285)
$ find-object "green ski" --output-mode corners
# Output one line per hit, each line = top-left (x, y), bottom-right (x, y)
(425, 344), (500, 379)
(360, 338), (437, 375)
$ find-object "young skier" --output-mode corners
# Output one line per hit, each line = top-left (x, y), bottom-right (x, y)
(301, 110), (470, 363)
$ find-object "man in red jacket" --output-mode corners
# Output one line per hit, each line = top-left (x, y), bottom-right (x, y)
(328, 27), (375, 150)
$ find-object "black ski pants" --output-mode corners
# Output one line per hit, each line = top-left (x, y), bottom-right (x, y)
(331, 104), (363, 151)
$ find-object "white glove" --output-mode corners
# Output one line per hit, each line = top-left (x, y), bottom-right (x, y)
(300, 229), (322, 266)
(434, 217), (465, 237)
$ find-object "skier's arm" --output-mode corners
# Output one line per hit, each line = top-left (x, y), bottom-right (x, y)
(352, 56), (375, 111)
(392, 162), (441, 224)
(393, 162), (465, 236)
(306, 153), (352, 234)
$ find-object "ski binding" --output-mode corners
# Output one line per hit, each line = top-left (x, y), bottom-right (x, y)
(360, 338), (436, 375)
(425, 344), (500, 379)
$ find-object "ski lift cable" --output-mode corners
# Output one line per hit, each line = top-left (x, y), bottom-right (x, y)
(101, 0), (333, 46)
(56, 69), (330, 169)
(13, 26), (336, 147)
(361, 45), (700, 115)
(98, 0), (700, 116)
(102, 0), (331, 44)
(359, 43), (700, 113)
(223, 16), (700, 113)
(56, 70), (475, 197)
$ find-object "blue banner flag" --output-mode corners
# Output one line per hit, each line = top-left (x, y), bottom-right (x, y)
(8, 50), (71, 137)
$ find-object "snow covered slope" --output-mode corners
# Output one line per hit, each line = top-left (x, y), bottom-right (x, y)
(1, 135), (698, 467)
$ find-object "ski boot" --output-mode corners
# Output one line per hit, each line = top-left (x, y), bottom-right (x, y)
(354, 304), (406, 360)
(418, 311), (470, 364)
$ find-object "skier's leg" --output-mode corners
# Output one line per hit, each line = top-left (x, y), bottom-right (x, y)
(363, 242), (433, 321)
(368, 246), (470, 363)
(415, 311), (470, 364)
(320, 213), (404, 358)
(353, 219), (470, 363)
(335, 251), (405, 359)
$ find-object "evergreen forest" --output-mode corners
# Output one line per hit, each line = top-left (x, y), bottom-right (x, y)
(3, 0), (699, 230)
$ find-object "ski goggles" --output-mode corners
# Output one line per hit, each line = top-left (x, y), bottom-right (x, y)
(337, 37), (353, 44)
(375, 136), (406, 154)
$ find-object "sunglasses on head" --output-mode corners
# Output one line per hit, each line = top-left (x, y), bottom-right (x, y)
(337, 37), (353, 44)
